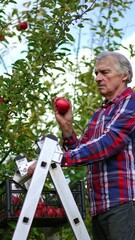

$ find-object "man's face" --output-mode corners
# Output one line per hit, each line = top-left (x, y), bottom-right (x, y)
(94, 56), (127, 101)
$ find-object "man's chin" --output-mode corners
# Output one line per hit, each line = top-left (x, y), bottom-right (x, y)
(98, 88), (106, 95)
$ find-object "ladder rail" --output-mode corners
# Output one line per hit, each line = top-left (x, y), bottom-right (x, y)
(12, 134), (91, 240)
(50, 163), (90, 240)
(12, 136), (58, 240)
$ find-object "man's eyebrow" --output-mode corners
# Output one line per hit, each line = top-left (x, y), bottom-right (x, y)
(95, 68), (110, 73)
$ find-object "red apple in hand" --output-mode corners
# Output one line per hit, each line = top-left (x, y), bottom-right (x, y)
(55, 98), (70, 114)
(17, 22), (28, 31)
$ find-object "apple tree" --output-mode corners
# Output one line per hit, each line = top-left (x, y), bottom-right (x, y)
(0, 0), (135, 239)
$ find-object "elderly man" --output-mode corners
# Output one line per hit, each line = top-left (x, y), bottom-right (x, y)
(28, 51), (135, 240)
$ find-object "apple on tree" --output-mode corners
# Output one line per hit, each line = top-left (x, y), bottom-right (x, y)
(0, 97), (3, 103)
(0, 36), (5, 41)
(55, 97), (70, 114)
(17, 22), (28, 31)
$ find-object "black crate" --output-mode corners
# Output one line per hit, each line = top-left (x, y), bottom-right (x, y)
(0, 179), (86, 227)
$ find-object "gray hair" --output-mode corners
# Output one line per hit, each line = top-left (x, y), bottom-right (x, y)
(95, 51), (133, 83)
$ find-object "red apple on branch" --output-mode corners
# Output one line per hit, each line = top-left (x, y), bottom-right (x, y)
(17, 22), (28, 31)
(55, 97), (70, 114)
(0, 97), (3, 103)
(0, 36), (5, 41)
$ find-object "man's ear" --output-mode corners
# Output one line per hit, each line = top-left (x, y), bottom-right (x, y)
(122, 72), (129, 83)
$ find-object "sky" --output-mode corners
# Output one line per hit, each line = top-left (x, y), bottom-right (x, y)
(0, 0), (135, 87)
(69, 0), (135, 88)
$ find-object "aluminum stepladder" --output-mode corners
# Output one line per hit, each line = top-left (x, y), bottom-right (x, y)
(12, 134), (91, 240)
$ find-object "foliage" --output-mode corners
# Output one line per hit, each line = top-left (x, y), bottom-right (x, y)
(0, 0), (135, 239)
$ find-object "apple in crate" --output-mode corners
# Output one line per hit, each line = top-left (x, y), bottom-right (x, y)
(15, 209), (21, 217)
(55, 208), (66, 218)
(47, 206), (56, 217)
(42, 205), (47, 217)
(35, 200), (46, 218)
(12, 195), (20, 204)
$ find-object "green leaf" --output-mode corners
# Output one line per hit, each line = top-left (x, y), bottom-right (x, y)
(53, 67), (66, 72)
(66, 33), (74, 41)
(78, 23), (84, 28)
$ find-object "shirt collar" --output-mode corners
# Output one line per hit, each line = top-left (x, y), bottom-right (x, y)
(102, 87), (132, 108)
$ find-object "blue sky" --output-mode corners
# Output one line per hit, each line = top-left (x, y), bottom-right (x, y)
(70, 1), (135, 48)
(119, 1), (135, 38)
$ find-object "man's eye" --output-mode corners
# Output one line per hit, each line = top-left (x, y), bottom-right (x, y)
(103, 71), (109, 74)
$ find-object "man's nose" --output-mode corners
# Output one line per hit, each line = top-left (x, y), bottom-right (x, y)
(95, 72), (102, 82)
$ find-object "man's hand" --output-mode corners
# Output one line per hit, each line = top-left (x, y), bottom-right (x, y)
(27, 160), (37, 177)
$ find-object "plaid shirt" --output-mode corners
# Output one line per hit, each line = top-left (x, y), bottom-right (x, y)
(62, 87), (135, 216)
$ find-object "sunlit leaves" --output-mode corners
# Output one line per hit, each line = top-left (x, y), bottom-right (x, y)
(0, 1), (135, 238)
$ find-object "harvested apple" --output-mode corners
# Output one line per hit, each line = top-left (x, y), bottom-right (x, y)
(55, 207), (66, 218)
(47, 206), (56, 217)
(55, 97), (70, 114)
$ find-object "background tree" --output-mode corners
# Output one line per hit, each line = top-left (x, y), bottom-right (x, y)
(0, 0), (135, 239)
